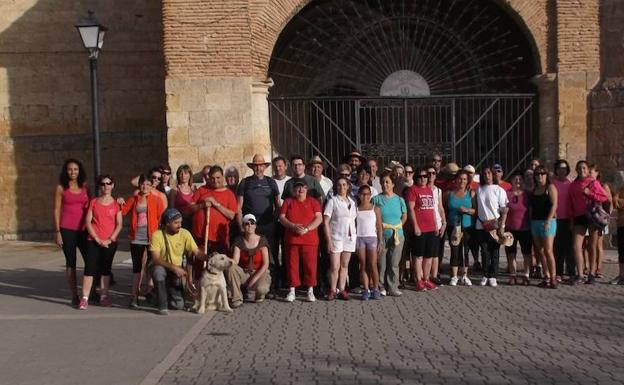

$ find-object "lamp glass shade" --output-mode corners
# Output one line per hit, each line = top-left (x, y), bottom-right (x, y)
(77, 25), (100, 49)
(97, 30), (105, 49)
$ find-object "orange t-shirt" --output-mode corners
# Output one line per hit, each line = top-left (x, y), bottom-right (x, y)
(191, 187), (237, 247)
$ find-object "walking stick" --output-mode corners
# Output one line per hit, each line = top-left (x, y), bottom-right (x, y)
(203, 203), (211, 255)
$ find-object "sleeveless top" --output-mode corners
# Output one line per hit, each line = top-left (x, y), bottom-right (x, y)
(234, 235), (269, 271)
(174, 187), (194, 215)
(60, 187), (89, 231)
(530, 189), (552, 220)
(132, 204), (149, 245)
(356, 208), (377, 237)
(447, 191), (473, 229)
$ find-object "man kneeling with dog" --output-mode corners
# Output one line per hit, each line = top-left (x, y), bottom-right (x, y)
(227, 214), (271, 308)
(150, 208), (207, 315)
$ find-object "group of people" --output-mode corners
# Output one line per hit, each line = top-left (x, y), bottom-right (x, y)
(53, 151), (624, 314)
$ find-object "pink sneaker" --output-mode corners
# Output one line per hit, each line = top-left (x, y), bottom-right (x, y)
(78, 298), (88, 310)
(416, 280), (427, 292)
(99, 296), (112, 307)
(424, 280), (438, 290)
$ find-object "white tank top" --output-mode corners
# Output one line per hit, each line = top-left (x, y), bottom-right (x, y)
(356, 208), (377, 237)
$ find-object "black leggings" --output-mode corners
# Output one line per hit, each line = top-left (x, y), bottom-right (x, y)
(477, 230), (500, 278)
(84, 240), (117, 276)
(448, 227), (471, 267)
(130, 243), (150, 274)
(60, 229), (87, 268)
(618, 227), (624, 264)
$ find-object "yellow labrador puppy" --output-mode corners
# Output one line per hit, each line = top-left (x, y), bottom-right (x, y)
(194, 253), (233, 314)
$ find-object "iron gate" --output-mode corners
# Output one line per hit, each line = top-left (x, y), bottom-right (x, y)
(269, 95), (536, 177)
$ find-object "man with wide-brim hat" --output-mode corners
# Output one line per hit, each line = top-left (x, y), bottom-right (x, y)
(308, 155), (333, 196)
(236, 154), (281, 292)
(343, 150), (367, 181)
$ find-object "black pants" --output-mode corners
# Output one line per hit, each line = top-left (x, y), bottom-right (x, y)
(84, 240), (117, 276)
(477, 230), (500, 278)
(130, 243), (150, 274)
(554, 219), (575, 276)
(60, 229), (87, 268)
(618, 227), (624, 264)
(259, 221), (284, 291)
(448, 227), (470, 268)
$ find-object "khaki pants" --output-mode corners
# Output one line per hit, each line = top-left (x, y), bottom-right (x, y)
(226, 264), (271, 303)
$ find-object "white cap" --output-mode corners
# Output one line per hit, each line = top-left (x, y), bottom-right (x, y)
(242, 214), (257, 224)
(463, 165), (476, 173)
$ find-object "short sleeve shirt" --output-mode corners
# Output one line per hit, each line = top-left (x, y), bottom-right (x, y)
(372, 194), (407, 239)
(280, 197), (321, 246)
(323, 196), (357, 241)
(191, 187), (238, 245)
(281, 175), (325, 202)
(475, 184), (509, 229)
(406, 186), (436, 233)
(237, 176), (279, 226)
(88, 198), (120, 240)
(150, 228), (197, 267)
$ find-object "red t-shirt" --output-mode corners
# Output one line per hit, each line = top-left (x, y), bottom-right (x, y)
(87, 198), (120, 241)
(499, 181), (512, 191)
(192, 187), (237, 248)
(280, 197), (321, 246)
(406, 185), (436, 233)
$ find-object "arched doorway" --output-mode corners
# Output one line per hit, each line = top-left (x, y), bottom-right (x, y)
(268, 0), (539, 173)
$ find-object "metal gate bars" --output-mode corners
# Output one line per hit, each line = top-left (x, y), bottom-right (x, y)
(269, 95), (536, 177)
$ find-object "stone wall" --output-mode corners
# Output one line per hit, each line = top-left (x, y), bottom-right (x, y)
(0, 0), (167, 239)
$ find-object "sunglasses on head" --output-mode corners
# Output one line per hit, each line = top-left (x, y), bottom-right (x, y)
(100, 181), (113, 186)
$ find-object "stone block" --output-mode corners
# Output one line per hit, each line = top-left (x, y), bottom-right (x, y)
(166, 111), (189, 128)
(205, 94), (231, 110)
(167, 127), (189, 146)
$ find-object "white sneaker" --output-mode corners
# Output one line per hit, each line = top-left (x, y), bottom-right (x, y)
(488, 278), (498, 287)
(463, 276), (472, 286)
(379, 286), (387, 296)
(286, 289), (296, 302)
(480, 277), (488, 286)
(449, 276), (459, 286)
(306, 288), (316, 302)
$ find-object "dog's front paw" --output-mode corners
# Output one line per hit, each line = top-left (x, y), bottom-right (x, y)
(196, 306), (206, 314)
(206, 304), (217, 311)
(220, 307), (233, 313)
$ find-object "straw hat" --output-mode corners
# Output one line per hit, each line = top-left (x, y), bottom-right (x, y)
(345, 150), (366, 163)
(489, 230), (514, 247)
(246, 154), (270, 168)
(450, 225), (463, 246)
(444, 162), (460, 174)
(308, 155), (325, 167)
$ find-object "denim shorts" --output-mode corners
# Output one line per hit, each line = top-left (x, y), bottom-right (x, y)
(356, 236), (378, 250)
(531, 219), (557, 238)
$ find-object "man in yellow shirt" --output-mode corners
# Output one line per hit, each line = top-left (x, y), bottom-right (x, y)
(150, 208), (207, 315)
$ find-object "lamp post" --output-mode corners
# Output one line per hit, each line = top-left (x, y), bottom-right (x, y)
(75, 11), (107, 193)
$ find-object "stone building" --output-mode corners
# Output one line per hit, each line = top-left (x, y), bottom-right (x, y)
(0, 0), (622, 239)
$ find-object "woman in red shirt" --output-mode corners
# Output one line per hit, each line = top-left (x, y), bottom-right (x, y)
(80, 175), (123, 310)
(121, 174), (165, 308)
(279, 180), (323, 303)
(53, 159), (90, 306)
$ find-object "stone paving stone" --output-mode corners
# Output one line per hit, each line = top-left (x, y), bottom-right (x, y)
(159, 261), (624, 385)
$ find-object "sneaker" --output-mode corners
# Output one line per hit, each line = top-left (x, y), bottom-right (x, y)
(78, 297), (88, 310)
(306, 289), (316, 302)
(416, 280), (427, 292)
(231, 300), (243, 308)
(555, 275), (562, 283)
(488, 278), (498, 287)
(286, 290), (296, 302)
(338, 290), (350, 300)
(424, 280), (438, 290)
(507, 276), (517, 286)
(535, 266), (543, 279)
(537, 279), (550, 288)
(462, 276), (472, 286)
(480, 277), (488, 286)
(432, 276), (443, 286)
(99, 295), (112, 307)
(351, 286), (364, 294)
(585, 274), (596, 285)
(158, 308), (169, 315)
(596, 269), (603, 278)
(71, 295), (80, 307)
(371, 288), (382, 300)
(609, 276), (623, 285)
(449, 276), (459, 286)
(255, 294), (265, 303)
(388, 289), (403, 297)
(361, 290), (370, 301)
(379, 286), (387, 296)
(128, 297), (139, 309)
(571, 275), (585, 285)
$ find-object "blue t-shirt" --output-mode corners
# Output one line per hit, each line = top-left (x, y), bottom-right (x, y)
(236, 175), (279, 226)
(372, 193), (407, 239)
(447, 191), (473, 229)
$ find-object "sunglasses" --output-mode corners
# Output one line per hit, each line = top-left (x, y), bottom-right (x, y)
(405, 170), (414, 174)
(151, 176), (161, 180)
(162, 171), (171, 176)
(428, 171), (436, 175)
(432, 159), (442, 162)
(536, 172), (547, 176)
(100, 181), (113, 186)
(339, 173), (350, 177)
(244, 221), (256, 226)
(417, 174), (428, 179)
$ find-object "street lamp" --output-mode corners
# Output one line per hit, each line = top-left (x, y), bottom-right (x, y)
(75, 11), (107, 192)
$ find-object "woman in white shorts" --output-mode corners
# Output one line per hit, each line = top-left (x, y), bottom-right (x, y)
(323, 176), (357, 300)
(356, 185), (383, 300)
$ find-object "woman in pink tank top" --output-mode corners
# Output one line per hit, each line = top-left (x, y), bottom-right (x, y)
(79, 174), (123, 310)
(169, 164), (195, 230)
(53, 159), (90, 306)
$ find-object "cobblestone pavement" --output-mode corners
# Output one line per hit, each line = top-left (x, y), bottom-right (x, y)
(161, 261), (624, 385)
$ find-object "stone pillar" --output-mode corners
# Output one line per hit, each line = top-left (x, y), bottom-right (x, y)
(532, 73), (558, 167)
(250, 78), (274, 176)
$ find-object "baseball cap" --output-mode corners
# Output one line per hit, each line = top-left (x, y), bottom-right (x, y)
(293, 178), (308, 188)
(242, 214), (257, 224)
(493, 164), (503, 172)
(463, 165), (476, 174)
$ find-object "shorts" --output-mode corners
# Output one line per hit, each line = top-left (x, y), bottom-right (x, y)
(356, 236), (378, 250)
(531, 219), (557, 238)
(505, 230), (532, 255)
(573, 215), (589, 230)
(411, 232), (438, 258)
(330, 237), (356, 253)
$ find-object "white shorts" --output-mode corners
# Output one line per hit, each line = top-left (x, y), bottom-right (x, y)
(330, 237), (356, 253)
